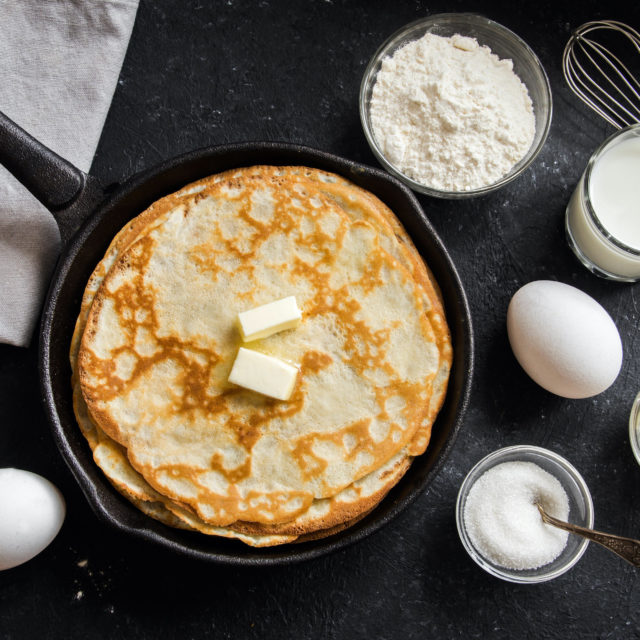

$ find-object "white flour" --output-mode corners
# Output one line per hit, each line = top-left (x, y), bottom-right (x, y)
(369, 33), (535, 192)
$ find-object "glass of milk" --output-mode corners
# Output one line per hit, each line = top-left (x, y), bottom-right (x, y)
(566, 124), (640, 282)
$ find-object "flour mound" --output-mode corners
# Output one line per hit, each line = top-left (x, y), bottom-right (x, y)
(370, 33), (535, 192)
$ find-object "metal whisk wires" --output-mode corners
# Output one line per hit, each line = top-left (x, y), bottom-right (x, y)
(563, 20), (640, 129)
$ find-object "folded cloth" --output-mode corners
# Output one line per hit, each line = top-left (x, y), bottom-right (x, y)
(0, 0), (139, 347)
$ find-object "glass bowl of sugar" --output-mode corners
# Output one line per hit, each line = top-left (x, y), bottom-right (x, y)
(455, 445), (594, 583)
(359, 13), (552, 198)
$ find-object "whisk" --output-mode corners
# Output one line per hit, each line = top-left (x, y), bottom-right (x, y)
(563, 20), (640, 129)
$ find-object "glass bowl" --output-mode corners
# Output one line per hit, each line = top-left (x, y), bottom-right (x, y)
(629, 391), (640, 466)
(359, 13), (553, 198)
(455, 445), (593, 583)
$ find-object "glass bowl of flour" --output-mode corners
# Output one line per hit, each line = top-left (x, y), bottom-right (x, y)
(360, 14), (552, 198)
(455, 445), (593, 583)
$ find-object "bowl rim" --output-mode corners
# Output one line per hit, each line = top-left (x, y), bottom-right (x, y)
(629, 391), (640, 466)
(455, 444), (594, 583)
(359, 12), (553, 199)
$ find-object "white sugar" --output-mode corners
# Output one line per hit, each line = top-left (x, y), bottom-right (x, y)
(463, 461), (569, 570)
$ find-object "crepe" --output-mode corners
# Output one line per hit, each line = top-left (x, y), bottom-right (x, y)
(71, 166), (451, 546)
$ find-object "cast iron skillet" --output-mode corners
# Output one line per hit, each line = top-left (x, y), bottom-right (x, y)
(0, 110), (473, 566)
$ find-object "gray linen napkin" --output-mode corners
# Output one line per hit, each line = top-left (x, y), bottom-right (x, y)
(0, 0), (139, 347)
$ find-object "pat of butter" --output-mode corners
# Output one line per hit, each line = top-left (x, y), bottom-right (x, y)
(228, 347), (298, 400)
(238, 296), (302, 342)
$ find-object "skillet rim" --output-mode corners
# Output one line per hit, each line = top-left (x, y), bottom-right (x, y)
(39, 141), (473, 566)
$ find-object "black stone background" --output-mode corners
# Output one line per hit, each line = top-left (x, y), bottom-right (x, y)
(1, 0), (640, 638)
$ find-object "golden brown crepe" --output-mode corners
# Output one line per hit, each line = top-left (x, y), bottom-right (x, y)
(71, 166), (451, 546)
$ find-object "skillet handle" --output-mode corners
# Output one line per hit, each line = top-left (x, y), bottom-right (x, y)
(0, 110), (104, 243)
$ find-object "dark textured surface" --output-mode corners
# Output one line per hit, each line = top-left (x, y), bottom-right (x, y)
(1, 0), (640, 638)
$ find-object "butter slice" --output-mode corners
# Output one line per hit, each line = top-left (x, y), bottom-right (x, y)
(238, 296), (301, 342)
(228, 348), (298, 400)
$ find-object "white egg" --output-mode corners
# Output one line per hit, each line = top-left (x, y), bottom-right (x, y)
(507, 280), (622, 399)
(0, 469), (66, 570)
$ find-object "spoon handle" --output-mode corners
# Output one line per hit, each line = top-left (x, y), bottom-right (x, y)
(537, 504), (640, 568)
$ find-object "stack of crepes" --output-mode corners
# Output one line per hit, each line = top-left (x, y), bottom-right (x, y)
(71, 166), (452, 547)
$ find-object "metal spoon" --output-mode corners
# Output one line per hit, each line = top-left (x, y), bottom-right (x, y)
(536, 503), (640, 568)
